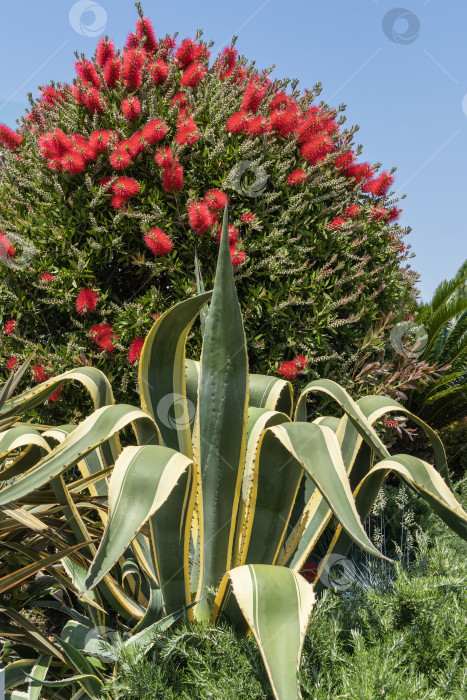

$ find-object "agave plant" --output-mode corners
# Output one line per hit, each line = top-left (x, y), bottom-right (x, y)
(0, 212), (466, 699)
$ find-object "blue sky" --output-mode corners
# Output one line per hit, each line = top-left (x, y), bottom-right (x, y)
(0, 0), (465, 300)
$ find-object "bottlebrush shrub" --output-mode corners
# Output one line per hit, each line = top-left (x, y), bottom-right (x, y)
(0, 6), (417, 421)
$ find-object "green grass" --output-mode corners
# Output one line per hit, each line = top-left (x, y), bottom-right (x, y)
(100, 482), (467, 700)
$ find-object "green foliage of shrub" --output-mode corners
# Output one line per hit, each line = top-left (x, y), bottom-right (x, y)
(0, 7), (416, 423)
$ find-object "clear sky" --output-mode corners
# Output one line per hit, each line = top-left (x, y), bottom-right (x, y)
(0, 0), (465, 301)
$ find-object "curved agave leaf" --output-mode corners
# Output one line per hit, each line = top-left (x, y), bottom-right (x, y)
(0, 405), (159, 506)
(138, 289), (212, 458)
(194, 208), (249, 621)
(248, 375), (293, 418)
(0, 367), (115, 420)
(27, 654), (52, 700)
(213, 564), (315, 700)
(314, 454), (467, 593)
(52, 637), (106, 697)
(268, 422), (389, 562)
(85, 445), (193, 603)
(234, 408), (300, 568)
(0, 426), (50, 463)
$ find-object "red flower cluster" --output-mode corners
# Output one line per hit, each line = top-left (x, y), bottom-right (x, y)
(327, 216), (346, 231)
(89, 324), (117, 352)
(0, 123), (23, 151)
(277, 355), (308, 380)
(175, 112), (199, 146)
(32, 364), (50, 383)
(218, 46), (238, 81)
(121, 96), (141, 120)
(39, 128), (99, 174)
(6, 356), (18, 371)
(76, 288), (99, 315)
(127, 336), (145, 363)
(342, 204), (360, 219)
(0, 232), (15, 258)
(286, 169), (307, 186)
(241, 212), (256, 225)
(110, 176), (140, 209)
(180, 62), (207, 87)
(204, 189), (228, 211)
(230, 247), (246, 267)
(143, 228), (173, 256)
(39, 272), (55, 284)
(362, 172), (394, 197)
(216, 224), (239, 245)
(188, 201), (217, 234)
(4, 320), (16, 335)
(175, 39), (209, 68)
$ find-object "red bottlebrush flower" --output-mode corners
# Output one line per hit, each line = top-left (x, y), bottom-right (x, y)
(334, 151), (355, 172)
(49, 386), (63, 403)
(241, 212), (257, 225)
(171, 91), (189, 110)
(230, 246), (246, 267)
(277, 360), (299, 380)
(136, 17), (158, 53)
(218, 46), (238, 81)
(226, 109), (249, 134)
(100, 177), (112, 189)
(4, 320), (16, 335)
(128, 336), (145, 363)
(87, 88), (107, 115)
(362, 172), (394, 197)
(269, 92), (293, 112)
(110, 195), (126, 209)
(180, 62), (207, 88)
(342, 204), (360, 219)
(103, 57), (121, 88)
(300, 135), (334, 165)
(0, 123), (23, 151)
(127, 132), (145, 156)
(122, 48), (145, 90)
(89, 129), (115, 153)
(160, 35), (177, 58)
(71, 134), (97, 162)
(175, 39), (209, 68)
(40, 86), (67, 107)
(286, 169), (307, 186)
(346, 162), (374, 183)
(32, 365), (49, 383)
(0, 232), (15, 258)
(143, 228), (174, 257)
(39, 129), (72, 159)
(398, 245), (406, 254)
(270, 104), (299, 137)
(111, 176), (140, 198)
(175, 116), (199, 146)
(110, 148), (132, 170)
(61, 149), (86, 174)
(242, 78), (268, 113)
(162, 163), (184, 191)
(370, 207), (387, 222)
(6, 356), (18, 371)
(204, 189), (229, 211)
(245, 115), (270, 136)
(76, 288), (99, 315)
(152, 59), (169, 85)
(46, 159), (63, 171)
(216, 224), (239, 245)
(386, 206), (402, 222)
(294, 355), (308, 370)
(39, 272), (55, 284)
(89, 323), (116, 352)
(154, 147), (174, 168)
(188, 201), (216, 234)
(382, 418), (398, 428)
(328, 216), (346, 231)
(74, 59), (101, 88)
(96, 38), (115, 67)
(125, 32), (139, 50)
(121, 96), (141, 121)
(295, 107), (324, 143)
(141, 119), (168, 145)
